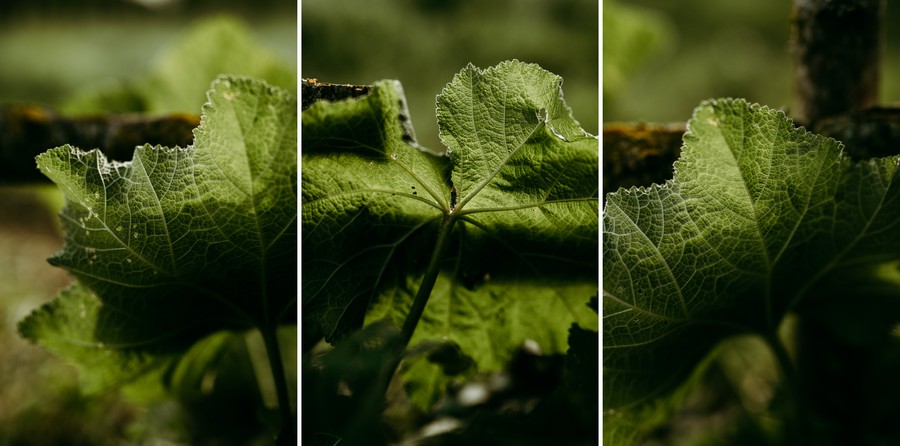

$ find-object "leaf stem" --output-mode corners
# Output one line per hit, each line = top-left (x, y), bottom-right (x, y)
(379, 214), (457, 400)
(764, 329), (810, 442)
(261, 325), (296, 445)
(399, 213), (457, 348)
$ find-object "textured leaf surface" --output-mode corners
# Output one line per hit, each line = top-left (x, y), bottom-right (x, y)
(603, 98), (900, 438)
(19, 76), (297, 390)
(302, 61), (598, 406)
(302, 77), (450, 341)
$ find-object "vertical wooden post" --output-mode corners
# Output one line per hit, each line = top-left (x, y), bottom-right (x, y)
(791, 3), (888, 444)
(791, 0), (883, 126)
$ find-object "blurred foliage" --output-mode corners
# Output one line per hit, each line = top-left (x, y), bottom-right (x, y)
(304, 320), (599, 446)
(602, 0), (673, 105)
(0, 1), (296, 109)
(302, 0), (598, 151)
(603, 0), (791, 122)
(604, 0), (900, 123)
(61, 15), (296, 114)
(0, 0), (293, 16)
(883, 2), (900, 105)
(0, 2), (296, 445)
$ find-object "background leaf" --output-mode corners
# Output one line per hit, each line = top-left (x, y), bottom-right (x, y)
(62, 16), (297, 115)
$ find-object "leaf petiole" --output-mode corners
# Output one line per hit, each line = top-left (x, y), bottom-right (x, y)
(399, 213), (457, 348)
(261, 325), (295, 445)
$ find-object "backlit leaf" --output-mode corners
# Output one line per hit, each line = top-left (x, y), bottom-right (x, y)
(19, 75), (297, 391)
(302, 60), (599, 408)
(603, 98), (900, 441)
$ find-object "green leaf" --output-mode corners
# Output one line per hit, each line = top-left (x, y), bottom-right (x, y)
(19, 75), (297, 391)
(18, 283), (167, 391)
(302, 60), (598, 407)
(603, 98), (900, 439)
(62, 16), (296, 115)
(302, 77), (451, 341)
(369, 271), (597, 408)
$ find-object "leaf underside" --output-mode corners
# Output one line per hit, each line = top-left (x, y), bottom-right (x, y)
(19, 75), (298, 392)
(302, 60), (599, 408)
(603, 98), (900, 440)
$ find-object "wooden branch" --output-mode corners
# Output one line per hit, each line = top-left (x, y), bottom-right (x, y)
(301, 79), (370, 110)
(0, 104), (198, 183)
(604, 107), (900, 193)
(602, 122), (684, 194)
(812, 107), (900, 159)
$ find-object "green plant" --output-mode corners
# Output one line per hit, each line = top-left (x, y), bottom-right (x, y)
(603, 98), (900, 444)
(302, 60), (599, 443)
(18, 75), (297, 444)
(61, 15), (296, 116)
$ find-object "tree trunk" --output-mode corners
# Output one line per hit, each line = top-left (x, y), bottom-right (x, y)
(791, 0), (882, 126)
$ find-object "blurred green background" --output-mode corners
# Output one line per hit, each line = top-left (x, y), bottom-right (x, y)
(604, 0), (900, 123)
(0, 0), (296, 108)
(0, 1), (296, 445)
(302, 0), (600, 152)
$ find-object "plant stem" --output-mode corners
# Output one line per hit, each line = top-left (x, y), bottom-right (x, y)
(379, 215), (457, 399)
(399, 214), (457, 348)
(262, 325), (296, 445)
(764, 330), (809, 442)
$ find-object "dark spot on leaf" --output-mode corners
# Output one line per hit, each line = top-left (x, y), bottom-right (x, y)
(509, 344), (564, 395)
(427, 342), (474, 375)
(460, 269), (483, 290)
